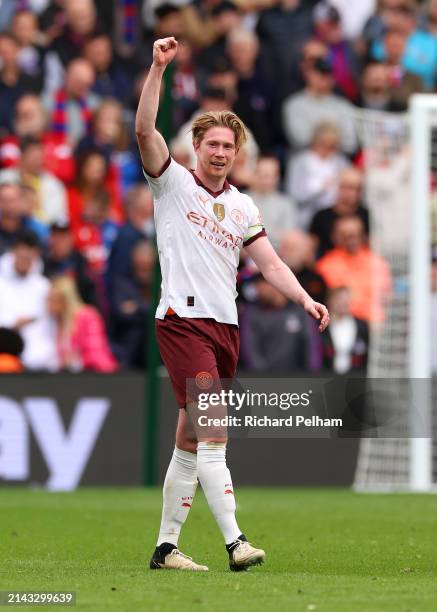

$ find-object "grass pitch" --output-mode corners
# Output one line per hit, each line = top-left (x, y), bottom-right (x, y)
(1, 488), (436, 611)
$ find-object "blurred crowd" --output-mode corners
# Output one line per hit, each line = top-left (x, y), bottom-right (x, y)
(0, 0), (435, 375)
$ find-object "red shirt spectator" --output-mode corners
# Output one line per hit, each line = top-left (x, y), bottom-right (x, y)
(0, 94), (75, 183)
(67, 149), (123, 227)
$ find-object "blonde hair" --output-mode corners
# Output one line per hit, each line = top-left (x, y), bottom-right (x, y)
(311, 121), (340, 145)
(191, 110), (248, 150)
(50, 276), (84, 334)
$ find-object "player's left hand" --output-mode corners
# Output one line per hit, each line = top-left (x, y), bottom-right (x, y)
(302, 298), (330, 332)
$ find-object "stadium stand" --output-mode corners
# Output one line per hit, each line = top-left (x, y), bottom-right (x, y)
(0, 0), (433, 374)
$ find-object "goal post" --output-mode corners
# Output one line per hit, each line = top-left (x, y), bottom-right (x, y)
(409, 95), (433, 492)
(352, 95), (435, 492)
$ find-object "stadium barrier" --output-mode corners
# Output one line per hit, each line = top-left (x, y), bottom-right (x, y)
(0, 372), (359, 490)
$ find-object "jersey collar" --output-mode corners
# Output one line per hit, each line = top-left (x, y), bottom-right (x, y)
(190, 170), (231, 197)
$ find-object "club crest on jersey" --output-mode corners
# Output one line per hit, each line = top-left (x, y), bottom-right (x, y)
(231, 208), (244, 225)
(213, 202), (225, 221)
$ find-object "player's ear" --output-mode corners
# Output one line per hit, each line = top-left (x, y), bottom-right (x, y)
(193, 138), (200, 152)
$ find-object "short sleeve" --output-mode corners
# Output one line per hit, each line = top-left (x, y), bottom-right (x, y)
(242, 194), (266, 246)
(143, 157), (188, 200)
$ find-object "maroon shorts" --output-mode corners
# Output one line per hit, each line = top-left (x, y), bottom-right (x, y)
(156, 314), (239, 409)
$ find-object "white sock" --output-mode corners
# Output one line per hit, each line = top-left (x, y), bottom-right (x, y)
(197, 442), (241, 544)
(156, 447), (198, 546)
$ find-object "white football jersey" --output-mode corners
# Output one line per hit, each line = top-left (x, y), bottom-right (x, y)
(144, 158), (265, 325)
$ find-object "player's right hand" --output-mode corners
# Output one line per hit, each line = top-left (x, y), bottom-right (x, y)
(153, 37), (178, 68)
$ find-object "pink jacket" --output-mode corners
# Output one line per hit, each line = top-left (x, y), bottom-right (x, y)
(60, 306), (118, 372)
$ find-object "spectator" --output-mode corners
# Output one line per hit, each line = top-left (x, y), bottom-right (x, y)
(82, 34), (133, 104)
(245, 155), (295, 249)
(256, 0), (317, 100)
(0, 182), (46, 254)
(313, 1), (360, 101)
(424, 0), (437, 36)
(0, 94), (75, 184)
(383, 29), (425, 109)
(47, 275), (118, 372)
(309, 166), (369, 256)
(71, 189), (119, 280)
(0, 0), (16, 32)
(20, 185), (50, 245)
(142, 3), (183, 68)
(315, 216), (391, 322)
(328, 0), (376, 40)
(68, 158), (120, 314)
(10, 10), (46, 87)
(282, 54), (357, 154)
(293, 38), (330, 96)
(110, 240), (155, 369)
(239, 272), (313, 372)
(43, 58), (100, 146)
(112, 0), (139, 59)
(0, 327), (24, 373)
(365, 141), (410, 252)
(227, 141), (258, 191)
(286, 122), (348, 229)
(67, 148), (123, 230)
(0, 136), (68, 225)
(226, 28), (282, 153)
(198, 1), (243, 77)
(370, 0), (437, 88)
(38, 0), (67, 40)
(171, 0), (224, 49)
(154, 3), (183, 38)
(0, 183), (27, 255)
(363, 0), (415, 47)
(0, 230), (57, 370)
(0, 0), (422, 377)
(279, 230), (327, 305)
(355, 61), (404, 111)
(171, 38), (200, 130)
(108, 185), (154, 280)
(169, 141), (192, 169)
(43, 221), (97, 307)
(322, 286), (368, 373)
(77, 98), (141, 195)
(50, 0), (103, 67)
(206, 65), (238, 106)
(0, 32), (40, 134)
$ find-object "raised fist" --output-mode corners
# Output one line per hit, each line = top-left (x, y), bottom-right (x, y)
(153, 37), (178, 68)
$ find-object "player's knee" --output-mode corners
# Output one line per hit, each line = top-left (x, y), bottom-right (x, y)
(175, 432), (197, 454)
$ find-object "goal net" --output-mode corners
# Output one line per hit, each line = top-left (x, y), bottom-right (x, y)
(352, 96), (436, 492)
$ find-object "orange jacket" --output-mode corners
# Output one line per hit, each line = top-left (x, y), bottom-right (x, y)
(0, 354), (23, 373)
(316, 246), (391, 323)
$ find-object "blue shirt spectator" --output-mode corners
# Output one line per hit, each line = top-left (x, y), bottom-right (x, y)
(372, 30), (437, 88)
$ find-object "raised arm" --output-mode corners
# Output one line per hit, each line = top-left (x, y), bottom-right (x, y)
(245, 236), (330, 332)
(135, 37), (178, 176)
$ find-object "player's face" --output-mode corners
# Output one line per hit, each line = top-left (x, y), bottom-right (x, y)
(195, 127), (237, 181)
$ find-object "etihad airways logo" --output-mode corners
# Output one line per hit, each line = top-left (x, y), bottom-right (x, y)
(187, 211), (243, 250)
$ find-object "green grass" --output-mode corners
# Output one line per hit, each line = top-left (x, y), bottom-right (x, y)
(1, 488), (436, 611)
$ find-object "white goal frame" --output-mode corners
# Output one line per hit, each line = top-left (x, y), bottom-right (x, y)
(352, 96), (435, 493)
(409, 95), (433, 492)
